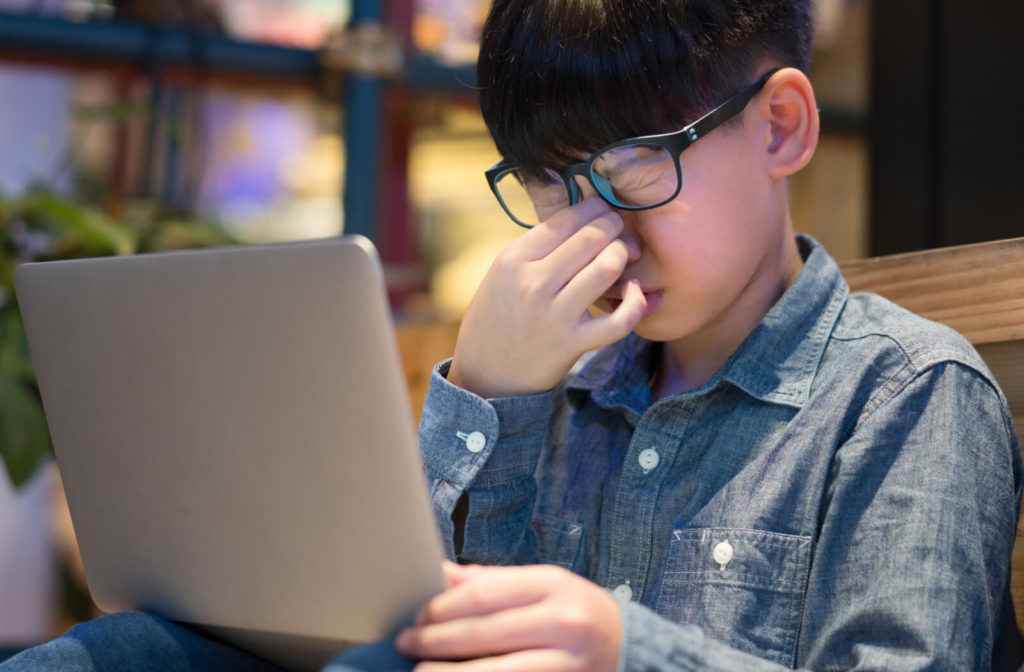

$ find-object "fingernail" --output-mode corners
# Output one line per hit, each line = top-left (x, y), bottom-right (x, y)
(396, 628), (414, 652)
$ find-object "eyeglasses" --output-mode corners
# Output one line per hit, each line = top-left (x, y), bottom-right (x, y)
(485, 68), (781, 228)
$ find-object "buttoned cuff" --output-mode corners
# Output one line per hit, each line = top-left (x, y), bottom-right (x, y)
(418, 359), (554, 487)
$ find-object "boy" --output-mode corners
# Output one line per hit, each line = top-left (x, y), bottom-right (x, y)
(392, 0), (1023, 670)
(4, 0), (1020, 670)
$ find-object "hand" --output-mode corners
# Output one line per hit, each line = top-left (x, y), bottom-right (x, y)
(448, 197), (645, 398)
(396, 562), (622, 672)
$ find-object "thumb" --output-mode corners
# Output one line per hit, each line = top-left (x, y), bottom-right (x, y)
(579, 279), (646, 350)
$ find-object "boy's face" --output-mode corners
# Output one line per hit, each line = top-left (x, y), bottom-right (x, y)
(589, 104), (797, 346)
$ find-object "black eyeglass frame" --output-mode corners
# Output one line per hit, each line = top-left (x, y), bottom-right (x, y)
(485, 68), (782, 228)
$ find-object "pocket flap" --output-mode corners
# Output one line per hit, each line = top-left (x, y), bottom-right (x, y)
(668, 528), (811, 593)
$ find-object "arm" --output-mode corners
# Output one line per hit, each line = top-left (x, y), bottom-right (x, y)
(417, 361), (556, 564)
(794, 361), (1020, 670)
(418, 196), (645, 563)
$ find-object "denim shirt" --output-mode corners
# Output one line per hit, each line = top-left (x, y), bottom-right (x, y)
(417, 235), (1022, 671)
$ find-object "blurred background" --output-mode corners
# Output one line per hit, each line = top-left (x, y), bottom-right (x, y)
(0, 0), (1021, 655)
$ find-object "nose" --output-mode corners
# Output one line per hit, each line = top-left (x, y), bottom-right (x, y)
(615, 211), (643, 264)
(571, 177), (641, 263)
(572, 175), (600, 203)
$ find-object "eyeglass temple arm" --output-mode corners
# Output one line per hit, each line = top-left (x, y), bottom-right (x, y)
(683, 68), (782, 146)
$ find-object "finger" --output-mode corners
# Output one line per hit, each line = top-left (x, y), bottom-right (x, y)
(550, 237), (630, 316)
(419, 564), (486, 626)
(414, 649), (575, 672)
(515, 197), (612, 260)
(539, 210), (625, 292)
(416, 567), (552, 627)
(401, 603), (555, 661)
(578, 278), (647, 350)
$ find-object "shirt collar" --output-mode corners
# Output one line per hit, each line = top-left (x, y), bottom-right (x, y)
(565, 234), (849, 412)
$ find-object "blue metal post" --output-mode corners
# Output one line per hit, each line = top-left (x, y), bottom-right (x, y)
(341, 0), (384, 243)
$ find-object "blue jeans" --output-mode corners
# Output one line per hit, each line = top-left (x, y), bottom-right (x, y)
(0, 612), (415, 672)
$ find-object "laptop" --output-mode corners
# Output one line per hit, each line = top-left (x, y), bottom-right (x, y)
(14, 236), (446, 671)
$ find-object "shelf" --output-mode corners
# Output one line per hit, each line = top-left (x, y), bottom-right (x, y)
(0, 8), (478, 251)
(0, 11), (477, 93)
(0, 11), (317, 84)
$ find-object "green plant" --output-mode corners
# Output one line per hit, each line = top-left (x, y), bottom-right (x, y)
(0, 187), (237, 487)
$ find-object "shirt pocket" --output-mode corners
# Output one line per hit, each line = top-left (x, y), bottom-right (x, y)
(529, 514), (584, 570)
(655, 528), (812, 667)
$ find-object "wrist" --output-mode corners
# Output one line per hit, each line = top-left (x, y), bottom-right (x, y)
(448, 358), (555, 399)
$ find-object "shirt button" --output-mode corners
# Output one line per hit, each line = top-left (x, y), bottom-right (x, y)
(612, 583), (633, 601)
(464, 431), (486, 453)
(713, 541), (734, 568)
(637, 448), (660, 471)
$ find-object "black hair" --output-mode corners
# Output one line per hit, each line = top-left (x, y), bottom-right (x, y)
(477, 0), (814, 178)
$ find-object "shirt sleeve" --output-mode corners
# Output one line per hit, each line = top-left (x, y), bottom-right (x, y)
(417, 359), (557, 564)
(615, 360), (1021, 671)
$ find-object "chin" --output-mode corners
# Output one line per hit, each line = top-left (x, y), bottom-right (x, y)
(631, 320), (668, 342)
(631, 315), (693, 344)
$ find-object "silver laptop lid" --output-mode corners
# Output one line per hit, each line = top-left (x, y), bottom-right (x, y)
(15, 237), (445, 666)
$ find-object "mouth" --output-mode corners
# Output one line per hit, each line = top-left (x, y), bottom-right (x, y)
(600, 284), (664, 318)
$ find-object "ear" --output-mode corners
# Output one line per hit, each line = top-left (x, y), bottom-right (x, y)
(754, 68), (819, 178)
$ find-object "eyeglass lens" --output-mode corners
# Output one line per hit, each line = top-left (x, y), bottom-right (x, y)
(493, 169), (567, 227)
(493, 144), (679, 227)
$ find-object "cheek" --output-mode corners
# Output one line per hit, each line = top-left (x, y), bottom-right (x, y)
(639, 190), (745, 271)
(634, 140), (766, 272)
(684, 155), (769, 250)
(636, 204), (761, 308)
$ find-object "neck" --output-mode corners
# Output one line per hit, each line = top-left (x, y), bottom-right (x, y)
(652, 231), (803, 402)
